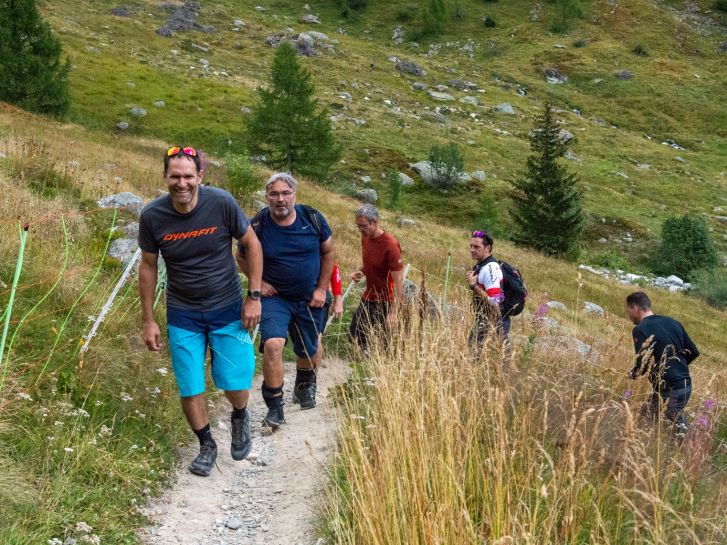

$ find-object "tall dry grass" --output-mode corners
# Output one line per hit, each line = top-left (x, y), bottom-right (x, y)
(325, 298), (727, 545)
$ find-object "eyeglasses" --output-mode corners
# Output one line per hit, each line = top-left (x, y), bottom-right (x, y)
(166, 146), (197, 157)
(267, 190), (295, 199)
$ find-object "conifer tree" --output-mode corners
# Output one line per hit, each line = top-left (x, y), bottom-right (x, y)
(510, 103), (583, 256)
(0, 0), (71, 117)
(246, 42), (340, 181)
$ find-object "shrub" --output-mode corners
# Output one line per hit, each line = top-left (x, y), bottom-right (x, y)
(429, 142), (464, 189)
(482, 15), (497, 27)
(651, 215), (719, 280)
(396, 5), (417, 22)
(387, 170), (402, 210)
(715, 0), (727, 13)
(631, 43), (649, 56)
(690, 268), (727, 309)
(550, 0), (584, 33)
(589, 250), (630, 271)
(224, 153), (259, 208)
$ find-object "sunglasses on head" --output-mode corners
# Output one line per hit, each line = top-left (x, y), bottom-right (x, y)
(472, 230), (486, 238)
(166, 146), (197, 157)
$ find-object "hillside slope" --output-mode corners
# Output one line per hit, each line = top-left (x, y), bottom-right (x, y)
(38, 0), (727, 266)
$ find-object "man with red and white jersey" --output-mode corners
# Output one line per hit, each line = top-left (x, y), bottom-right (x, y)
(311, 263), (344, 371)
(466, 230), (510, 349)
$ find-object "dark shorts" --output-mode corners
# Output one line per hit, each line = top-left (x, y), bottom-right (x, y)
(318, 292), (333, 334)
(260, 295), (324, 358)
(167, 300), (254, 397)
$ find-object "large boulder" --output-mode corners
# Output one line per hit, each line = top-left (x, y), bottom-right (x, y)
(299, 14), (320, 24)
(409, 161), (436, 185)
(494, 103), (515, 115)
(429, 90), (454, 101)
(108, 238), (139, 265)
(97, 192), (144, 216)
(583, 302), (605, 316)
(398, 172), (414, 187)
(543, 67), (568, 84)
(355, 188), (377, 203)
(396, 61), (426, 77)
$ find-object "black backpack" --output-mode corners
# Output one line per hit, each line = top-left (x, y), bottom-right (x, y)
(473, 257), (528, 318)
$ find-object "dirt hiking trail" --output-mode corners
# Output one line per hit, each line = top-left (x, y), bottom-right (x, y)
(139, 358), (349, 545)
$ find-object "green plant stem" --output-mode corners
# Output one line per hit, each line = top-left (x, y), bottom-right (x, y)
(0, 223), (29, 395)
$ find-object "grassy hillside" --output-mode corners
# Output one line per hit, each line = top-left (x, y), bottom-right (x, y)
(0, 97), (725, 542)
(38, 0), (727, 269)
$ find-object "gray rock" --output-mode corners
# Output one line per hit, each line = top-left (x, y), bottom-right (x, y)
(125, 81), (136, 88)
(544, 67), (567, 84)
(296, 33), (316, 56)
(583, 302), (604, 316)
(565, 150), (580, 162)
(403, 279), (440, 319)
(129, 107), (147, 117)
(355, 188), (377, 203)
(397, 218), (417, 228)
(412, 82), (427, 91)
(429, 91), (454, 101)
(396, 61), (426, 77)
(121, 222), (139, 239)
(152, 100), (166, 107)
(265, 34), (284, 47)
(422, 110), (447, 124)
(116, 121), (129, 130)
(233, 19), (245, 27)
(338, 92), (352, 102)
(97, 192), (144, 215)
(199, 58), (210, 68)
(253, 199), (266, 211)
(598, 237), (608, 243)
(471, 171), (486, 182)
(299, 14), (320, 24)
(108, 238), (139, 265)
(433, 84), (449, 92)
(240, 106), (252, 114)
(359, 175), (372, 184)
(392, 27), (405, 43)
(398, 172), (414, 186)
(459, 96), (479, 106)
(494, 103), (515, 115)
(666, 275), (683, 286)
(458, 173), (472, 183)
(306, 31), (330, 42)
(718, 41), (727, 53)
(614, 69), (634, 80)
(156, 1), (216, 37)
(675, 156), (686, 163)
(110, 6), (135, 17)
(547, 301), (567, 310)
(558, 129), (575, 144)
(447, 79), (478, 91)
(410, 161), (436, 184)
(714, 215), (727, 224)
(226, 517), (242, 530)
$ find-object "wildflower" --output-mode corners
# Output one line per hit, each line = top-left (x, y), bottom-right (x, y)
(534, 303), (549, 319)
(130, 444), (139, 450)
(147, 386), (161, 396)
(696, 415), (710, 429)
(623, 390), (632, 399)
(703, 398), (716, 411)
(120, 392), (133, 402)
(98, 425), (112, 437)
(47, 436), (56, 442)
(94, 400), (103, 407)
(156, 367), (168, 376)
(64, 447), (74, 453)
(135, 410), (146, 418)
(80, 535), (100, 545)
(17, 392), (33, 401)
(48, 539), (62, 545)
(71, 408), (90, 418)
(54, 420), (64, 427)
(75, 522), (93, 533)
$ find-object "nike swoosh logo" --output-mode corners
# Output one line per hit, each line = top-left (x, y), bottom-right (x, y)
(302, 225), (310, 230)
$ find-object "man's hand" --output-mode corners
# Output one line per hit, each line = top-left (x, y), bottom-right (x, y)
(242, 298), (261, 330)
(386, 309), (398, 330)
(333, 297), (344, 319)
(143, 321), (163, 352)
(309, 287), (327, 308)
(350, 270), (364, 283)
(465, 270), (478, 288)
(261, 280), (278, 297)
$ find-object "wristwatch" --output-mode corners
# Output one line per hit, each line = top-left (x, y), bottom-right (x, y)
(247, 289), (262, 300)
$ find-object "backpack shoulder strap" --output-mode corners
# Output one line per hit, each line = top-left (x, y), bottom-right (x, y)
(250, 208), (269, 237)
(300, 204), (323, 236)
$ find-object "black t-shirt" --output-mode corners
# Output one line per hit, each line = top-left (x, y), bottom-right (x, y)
(138, 186), (249, 310)
(632, 315), (699, 388)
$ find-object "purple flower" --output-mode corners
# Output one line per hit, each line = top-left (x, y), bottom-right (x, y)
(696, 415), (710, 429)
(534, 304), (549, 319)
(623, 390), (632, 399)
(703, 398), (716, 411)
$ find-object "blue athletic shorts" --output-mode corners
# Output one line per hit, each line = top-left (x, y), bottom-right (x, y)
(167, 300), (255, 397)
(318, 292), (332, 334)
(260, 295), (323, 358)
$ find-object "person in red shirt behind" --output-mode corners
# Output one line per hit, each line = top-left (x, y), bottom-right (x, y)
(349, 204), (404, 353)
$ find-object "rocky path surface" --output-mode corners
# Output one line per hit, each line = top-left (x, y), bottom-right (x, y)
(139, 358), (349, 545)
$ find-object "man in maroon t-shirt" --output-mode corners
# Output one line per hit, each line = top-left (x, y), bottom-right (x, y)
(349, 204), (404, 352)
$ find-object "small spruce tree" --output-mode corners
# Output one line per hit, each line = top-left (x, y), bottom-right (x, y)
(510, 103), (584, 256)
(246, 42), (340, 181)
(0, 0), (71, 117)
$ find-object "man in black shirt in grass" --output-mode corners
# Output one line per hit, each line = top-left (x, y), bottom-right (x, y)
(625, 291), (699, 437)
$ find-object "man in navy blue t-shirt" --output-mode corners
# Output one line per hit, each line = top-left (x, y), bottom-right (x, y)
(626, 291), (699, 437)
(237, 172), (334, 431)
(139, 146), (263, 477)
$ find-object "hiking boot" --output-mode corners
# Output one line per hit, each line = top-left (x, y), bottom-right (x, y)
(230, 409), (252, 461)
(292, 382), (317, 410)
(189, 443), (217, 477)
(262, 406), (285, 430)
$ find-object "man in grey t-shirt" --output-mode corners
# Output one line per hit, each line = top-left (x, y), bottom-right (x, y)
(138, 146), (263, 477)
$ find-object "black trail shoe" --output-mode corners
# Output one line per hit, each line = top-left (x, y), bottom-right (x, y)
(230, 409), (252, 461)
(262, 406), (285, 430)
(189, 443), (217, 477)
(292, 382), (317, 410)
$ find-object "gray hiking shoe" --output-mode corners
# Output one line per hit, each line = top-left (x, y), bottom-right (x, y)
(230, 409), (252, 461)
(189, 443), (217, 477)
(292, 382), (317, 410)
(262, 406), (285, 430)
